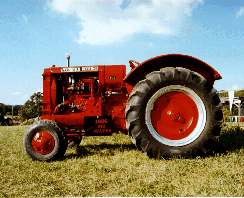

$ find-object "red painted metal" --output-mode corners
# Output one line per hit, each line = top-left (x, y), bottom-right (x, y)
(41, 64), (128, 136)
(41, 54), (220, 138)
(150, 92), (198, 140)
(124, 54), (222, 95)
(32, 131), (55, 155)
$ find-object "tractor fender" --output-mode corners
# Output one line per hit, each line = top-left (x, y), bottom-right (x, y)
(124, 54), (222, 94)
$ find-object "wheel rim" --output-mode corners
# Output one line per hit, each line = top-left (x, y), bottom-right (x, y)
(145, 85), (206, 146)
(32, 131), (55, 155)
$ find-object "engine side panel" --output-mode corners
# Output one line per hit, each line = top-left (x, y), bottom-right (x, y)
(42, 65), (128, 136)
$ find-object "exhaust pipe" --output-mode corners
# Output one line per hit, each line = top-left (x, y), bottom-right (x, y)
(66, 53), (70, 67)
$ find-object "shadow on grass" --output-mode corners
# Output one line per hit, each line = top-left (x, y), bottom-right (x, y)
(65, 142), (137, 159)
(65, 125), (244, 159)
(217, 124), (244, 154)
(196, 125), (244, 159)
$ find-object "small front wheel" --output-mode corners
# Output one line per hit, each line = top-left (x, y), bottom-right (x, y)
(23, 120), (67, 161)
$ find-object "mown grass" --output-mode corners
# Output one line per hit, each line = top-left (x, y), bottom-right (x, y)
(0, 124), (244, 197)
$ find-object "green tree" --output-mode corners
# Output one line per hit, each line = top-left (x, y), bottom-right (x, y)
(3, 105), (23, 117)
(222, 103), (238, 117)
(222, 104), (230, 117)
(13, 105), (23, 116)
(5, 105), (12, 115)
(19, 92), (43, 122)
(0, 103), (6, 115)
(234, 90), (244, 97)
(218, 90), (244, 97)
(0, 103), (5, 124)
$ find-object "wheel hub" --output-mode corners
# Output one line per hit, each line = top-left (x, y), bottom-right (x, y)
(32, 131), (55, 155)
(169, 111), (186, 123)
(146, 85), (206, 146)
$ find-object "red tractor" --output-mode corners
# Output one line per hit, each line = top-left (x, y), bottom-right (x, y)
(23, 54), (223, 161)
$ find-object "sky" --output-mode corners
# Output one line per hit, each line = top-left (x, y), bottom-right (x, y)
(1, 0), (244, 105)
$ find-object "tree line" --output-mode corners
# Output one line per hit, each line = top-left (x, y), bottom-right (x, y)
(0, 103), (22, 116)
(218, 90), (244, 117)
(0, 92), (43, 122)
(218, 89), (244, 98)
(19, 92), (43, 122)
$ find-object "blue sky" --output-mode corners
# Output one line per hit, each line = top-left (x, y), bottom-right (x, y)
(1, 0), (244, 105)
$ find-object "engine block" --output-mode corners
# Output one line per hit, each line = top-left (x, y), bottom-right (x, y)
(41, 65), (128, 136)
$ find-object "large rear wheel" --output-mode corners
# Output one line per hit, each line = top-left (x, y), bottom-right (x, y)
(126, 67), (223, 159)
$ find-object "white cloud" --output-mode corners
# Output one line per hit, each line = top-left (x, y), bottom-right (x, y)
(47, 0), (203, 45)
(236, 7), (244, 18)
(22, 14), (29, 23)
(12, 92), (21, 96)
(232, 85), (239, 90)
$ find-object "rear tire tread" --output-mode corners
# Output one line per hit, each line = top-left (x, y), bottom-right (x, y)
(125, 67), (223, 159)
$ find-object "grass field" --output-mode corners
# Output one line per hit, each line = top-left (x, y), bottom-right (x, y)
(1, 123), (244, 197)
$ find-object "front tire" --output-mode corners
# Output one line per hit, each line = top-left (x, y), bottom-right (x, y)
(23, 120), (68, 161)
(125, 67), (223, 159)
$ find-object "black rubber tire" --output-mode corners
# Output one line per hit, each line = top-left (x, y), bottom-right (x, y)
(125, 67), (223, 159)
(23, 119), (68, 161)
(67, 136), (82, 148)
